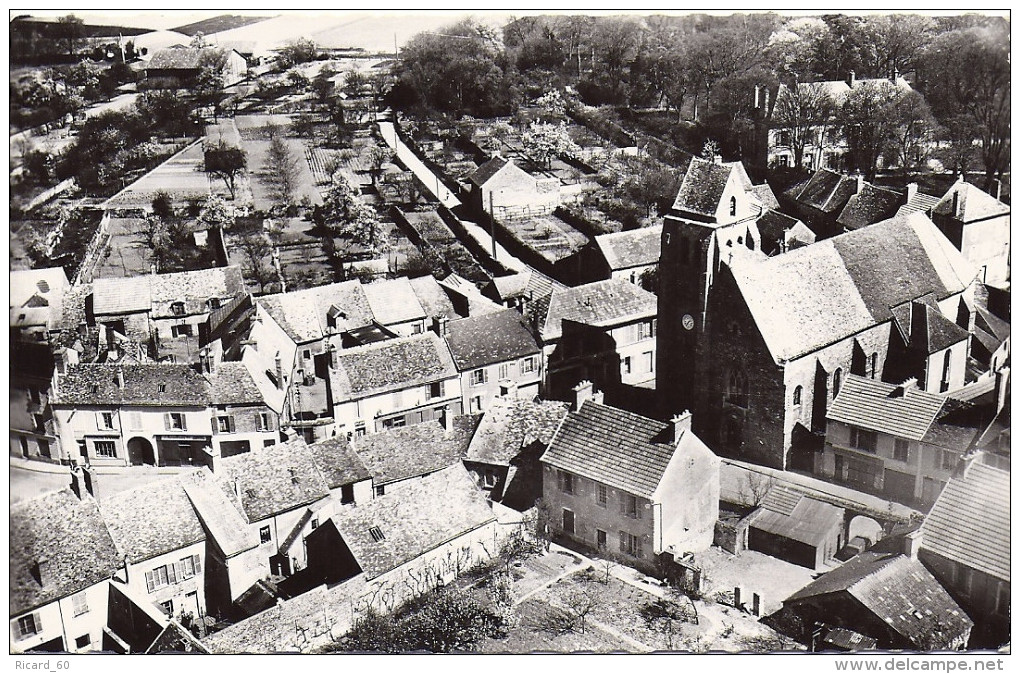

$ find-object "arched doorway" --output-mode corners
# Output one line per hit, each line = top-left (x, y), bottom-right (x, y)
(847, 515), (883, 547)
(126, 437), (155, 466)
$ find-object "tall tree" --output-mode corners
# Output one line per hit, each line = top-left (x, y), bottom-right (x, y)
(56, 14), (84, 58)
(838, 80), (903, 180)
(771, 81), (837, 170)
(204, 141), (247, 199)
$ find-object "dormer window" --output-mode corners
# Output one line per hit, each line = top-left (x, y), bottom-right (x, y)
(369, 526), (385, 542)
(729, 196), (737, 217)
(208, 297), (221, 311)
(171, 302), (185, 316)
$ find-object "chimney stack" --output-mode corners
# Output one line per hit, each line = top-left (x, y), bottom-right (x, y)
(754, 85), (760, 110)
(847, 70), (856, 87)
(572, 380), (594, 410)
(114, 366), (125, 389)
(206, 445), (222, 473)
(34, 558), (53, 588)
(672, 410), (693, 443)
(441, 409), (455, 432)
(432, 316), (449, 337)
(952, 188), (961, 219)
(903, 529), (922, 560)
(893, 377), (918, 398)
(274, 354), (284, 390)
(82, 465), (99, 501)
(905, 183), (918, 203)
(854, 173), (865, 194)
(891, 69), (900, 83)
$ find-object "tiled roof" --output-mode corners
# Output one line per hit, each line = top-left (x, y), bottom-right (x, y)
(756, 209), (810, 254)
(895, 191), (941, 218)
(921, 462), (1009, 582)
(827, 375), (947, 441)
(541, 401), (677, 498)
(351, 417), (478, 485)
(53, 363), (210, 407)
(258, 281), (372, 344)
(488, 269), (563, 302)
(837, 183), (903, 230)
(975, 304), (1010, 344)
(362, 277), (426, 326)
(304, 435), (371, 489)
(750, 490), (843, 547)
(218, 440), (331, 522)
(181, 469), (259, 558)
(93, 276), (152, 315)
(594, 225), (662, 271)
(444, 309), (539, 371)
(786, 551), (972, 649)
(788, 169), (859, 213)
(890, 300), (970, 354)
(730, 213), (976, 362)
(467, 156), (509, 187)
(409, 275), (459, 320)
(932, 181), (1009, 223)
(149, 266), (245, 317)
(820, 626), (877, 651)
(205, 361), (266, 406)
(239, 345), (287, 414)
(10, 489), (122, 615)
(671, 157), (734, 217)
(147, 46), (225, 70)
(101, 478), (207, 563)
(330, 332), (458, 402)
(541, 278), (656, 341)
(329, 465), (495, 579)
(749, 183), (780, 210)
(465, 397), (569, 465)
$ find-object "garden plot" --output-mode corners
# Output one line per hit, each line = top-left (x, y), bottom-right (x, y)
(104, 141), (223, 209)
(501, 213), (590, 264)
(92, 217), (151, 279)
(245, 137), (323, 211)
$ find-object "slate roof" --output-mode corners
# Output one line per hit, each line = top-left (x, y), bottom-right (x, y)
(756, 209), (812, 254)
(147, 46), (226, 70)
(921, 462), (1009, 582)
(330, 333), (458, 402)
(896, 191), (941, 218)
(181, 469), (259, 558)
(329, 465), (495, 580)
(594, 225), (662, 271)
(258, 281), (372, 344)
(93, 276), (152, 315)
(541, 401), (678, 498)
(101, 478), (207, 563)
(729, 212), (976, 363)
(750, 183), (781, 210)
(827, 375), (948, 441)
(304, 435), (371, 489)
(465, 397), (569, 465)
(749, 488), (844, 547)
(787, 169), (860, 214)
(362, 277), (426, 326)
(53, 363), (210, 407)
(350, 417), (479, 485)
(932, 181), (1010, 223)
(467, 156), (509, 187)
(837, 183), (903, 231)
(786, 551), (972, 649)
(890, 300), (970, 354)
(409, 275), (459, 320)
(149, 266), (245, 316)
(444, 309), (540, 371)
(218, 440), (331, 522)
(488, 269), (563, 302)
(10, 489), (122, 616)
(541, 278), (656, 341)
(205, 361), (266, 406)
(671, 157), (734, 217)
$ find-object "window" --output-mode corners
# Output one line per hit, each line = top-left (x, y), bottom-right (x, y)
(638, 320), (655, 340)
(217, 416), (234, 433)
(893, 439), (909, 462)
(959, 567), (975, 596)
(849, 427), (877, 453)
(171, 302), (185, 316)
(621, 356), (632, 375)
(15, 614), (40, 639)
(940, 351), (952, 393)
(159, 600), (173, 616)
(729, 196), (737, 217)
(483, 469), (496, 488)
(470, 396), (483, 413)
(644, 351), (654, 373)
(98, 411), (115, 430)
(426, 381), (445, 400)
(726, 368), (748, 408)
(128, 412), (143, 430)
(144, 564), (174, 593)
(562, 509), (575, 535)
(498, 363), (510, 380)
(621, 494), (640, 519)
(520, 357), (537, 375)
(471, 368), (487, 386)
(95, 441), (117, 458)
(792, 385), (802, 406)
(832, 368), (843, 399)
(778, 155), (790, 168)
(259, 526), (271, 544)
(72, 592), (89, 617)
(157, 383), (166, 393)
(940, 450), (958, 471)
(411, 323), (423, 335)
(619, 531), (643, 558)
(382, 416), (406, 429)
(75, 634), (90, 650)
(208, 297), (221, 311)
(375, 485), (386, 497)
(164, 412), (187, 431)
(596, 529), (607, 550)
(255, 412), (273, 432)
(558, 470), (574, 495)
(354, 422), (366, 438)
(303, 349), (312, 362)
(596, 484), (607, 507)
(869, 353), (878, 379)
(171, 324), (193, 338)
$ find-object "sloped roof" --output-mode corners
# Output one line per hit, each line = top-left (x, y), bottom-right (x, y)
(350, 417), (478, 486)
(330, 332), (458, 402)
(837, 183), (903, 231)
(53, 363), (210, 407)
(304, 436), (371, 489)
(895, 191), (941, 218)
(409, 275), (460, 320)
(756, 209), (813, 255)
(147, 46), (227, 70)
(594, 225), (662, 271)
(465, 397), (569, 465)
(542, 278), (656, 341)
(101, 478), (207, 563)
(218, 440), (331, 522)
(932, 181), (1010, 223)
(239, 345), (287, 414)
(541, 401), (677, 498)
(890, 301), (970, 354)
(467, 156), (509, 187)
(444, 309), (539, 371)
(750, 183), (781, 211)
(488, 268), (563, 302)
(205, 361), (266, 406)
(786, 551), (972, 649)
(258, 281), (372, 344)
(93, 276), (152, 315)
(750, 489), (843, 547)
(362, 277), (426, 326)
(730, 213), (976, 362)
(181, 469), (259, 558)
(671, 157), (735, 217)
(329, 465), (494, 580)
(921, 462), (1009, 582)
(788, 169), (860, 214)
(827, 375), (948, 441)
(149, 266), (245, 313)
(10, 489), (122, 616)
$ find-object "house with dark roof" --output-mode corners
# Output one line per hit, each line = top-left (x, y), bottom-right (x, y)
(467, 156), (560, 217)
(91, 276), (152, 342)
(836, 182), (904, 232)
(819, 375), (983, 507)
(780, 169), (864, 238)
(930, 178), (1010, 289)
(303, 435), (373, 506)
(540, 278), (658, 400)
(443, 308), (542, 412)
(144, 46), (248, 89)
(540, 397), (719, 572)
(10, 489), (122, 653)
(574, 225), (662, 286)
(305, 465), (498, 592)
(463, 396), (569, 509)
(919, 460), (1009, 647)
(971, 303), (1010, 373)
(481, 268), (564, 313)
(756, 209), (815, 256)
(745, 486), (844, 571)
(329, 332), (462, 437)
(780, 550), (972, 650)
(659, 209), (978, 470)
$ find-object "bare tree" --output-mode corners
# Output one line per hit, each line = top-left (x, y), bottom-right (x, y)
(771, 82), (837, 171)
(559, 571), (602, 634)
(738, 471), (774, 508)
(235, 229), (277, 293)
(266, 133), (302, 209)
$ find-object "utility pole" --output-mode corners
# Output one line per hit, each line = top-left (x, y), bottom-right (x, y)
(489, 191), (497, 262)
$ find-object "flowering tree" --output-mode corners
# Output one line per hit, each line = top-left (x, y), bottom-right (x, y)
(521, 120), (580, 168)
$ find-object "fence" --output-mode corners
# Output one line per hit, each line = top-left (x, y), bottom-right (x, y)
(71, 210), (112, 287)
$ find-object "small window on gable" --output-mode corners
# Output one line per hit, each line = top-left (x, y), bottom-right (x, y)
(158, 384), (166, 394)
(792, 385), (802, 406)
(832, 368), (843, 399)
(729, 196), (737, 217)
(171, 302), (185, 316)
(369, 526), (385, 542)
(208, 297), (220, 311)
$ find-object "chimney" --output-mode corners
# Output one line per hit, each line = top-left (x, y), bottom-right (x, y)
(328, 342), (338, 369)
(499, 380), (518, 398)
(70, 466), (84, 500)
(672, 410), (693, 443)
(903, 529), (922, 560)
(909, 300), (928, 348)
(847, 70), (856, 87)
(992, 179), (1002, 201)
(206, 444), (222, 473)
(751, 592), (762, 617)
(892, 377), (918, 398)
(905, 183), (918, 202)
(754, 85), (760, 110)
(854, 173), (864, 194)
(440, 408), (454, 431)
(573, 380), (594, 410)
(952, 188), (961, 219)
(274, 354), (284, 390)
(891, 69), (900, 83)
(432, 315), (449, 337)
(114, 365), (125, 390)
(34, 558), (53, 588)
